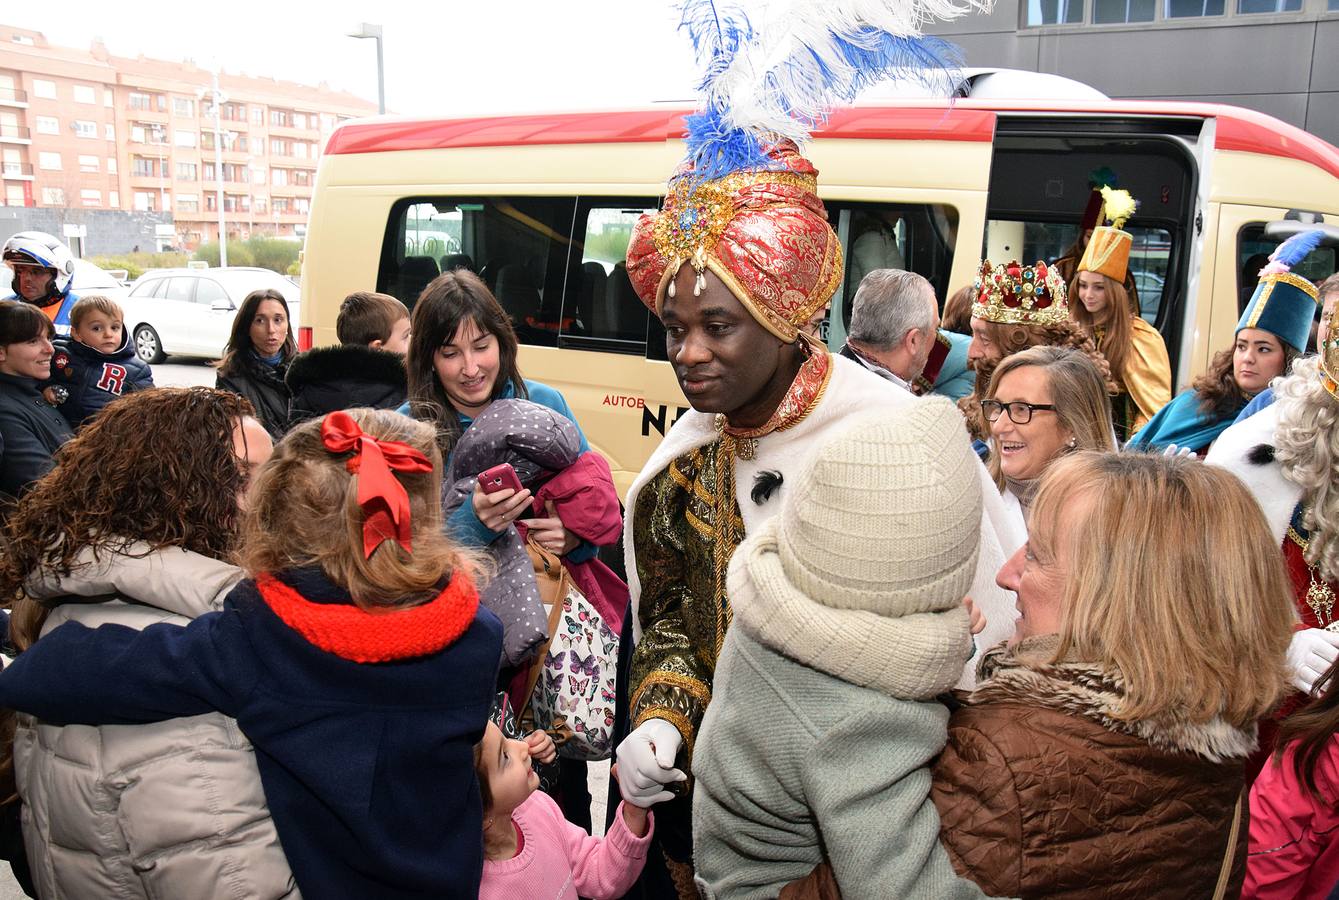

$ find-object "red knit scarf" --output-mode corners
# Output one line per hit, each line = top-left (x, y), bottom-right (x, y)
(256, 571), (480, 663)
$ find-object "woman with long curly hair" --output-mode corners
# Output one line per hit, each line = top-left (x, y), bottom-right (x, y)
(0, 387), (295, 900)
(961, 259), (1115, 442)
(1068, 189), (1171, 439)
(1128, 258), (1312, 454)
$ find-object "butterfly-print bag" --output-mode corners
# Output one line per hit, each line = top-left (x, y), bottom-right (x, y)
(522, 537), (620, 761)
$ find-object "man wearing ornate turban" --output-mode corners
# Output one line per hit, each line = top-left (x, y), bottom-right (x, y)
(614, 143), (1025, 895)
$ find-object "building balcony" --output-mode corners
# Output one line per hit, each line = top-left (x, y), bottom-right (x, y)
(0, 124), (32, 145)
(127, 105), (169, 123)
(1, 162), (34, 180)
(0, 87), (28, 108)
(129, 171), (169, 188)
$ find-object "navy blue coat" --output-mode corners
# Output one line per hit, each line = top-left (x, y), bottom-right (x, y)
(49, 334), (154, 427)
(0, 372), (73, 498)
(0, 567), (503, 900)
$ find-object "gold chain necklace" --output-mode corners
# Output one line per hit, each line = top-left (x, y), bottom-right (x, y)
(1289, 525), (1336, 626)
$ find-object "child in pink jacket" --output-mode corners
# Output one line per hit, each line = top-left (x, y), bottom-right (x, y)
(1245, 666), (1339, 900)
(474, 721), (653, 899)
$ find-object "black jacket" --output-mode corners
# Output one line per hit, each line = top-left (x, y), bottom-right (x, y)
(0, 372), (74, 499)
(216, 354), (292, 442)
(49, 335), (155, 427)
(285, 344), (408, 426)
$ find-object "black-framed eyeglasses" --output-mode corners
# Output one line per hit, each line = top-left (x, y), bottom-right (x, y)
(981, 399), (1057, 425)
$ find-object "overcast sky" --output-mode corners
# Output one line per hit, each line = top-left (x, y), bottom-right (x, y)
(6, 1), (703, 116)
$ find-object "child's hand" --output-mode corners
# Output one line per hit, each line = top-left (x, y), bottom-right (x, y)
(525, 730), (556, 765)
(963, 595), (985, 635)
(611, 763), (651, 837)
(41, 386), (61, 406)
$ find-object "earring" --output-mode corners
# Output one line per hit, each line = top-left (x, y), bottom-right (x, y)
(1067, 438), (1078, 449)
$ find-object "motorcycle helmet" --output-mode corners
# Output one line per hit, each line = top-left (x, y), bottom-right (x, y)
(3, 231), (76, 299)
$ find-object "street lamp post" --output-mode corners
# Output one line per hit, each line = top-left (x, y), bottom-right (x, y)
(347, 23), (385, 114)
(198, 71), (229, 266)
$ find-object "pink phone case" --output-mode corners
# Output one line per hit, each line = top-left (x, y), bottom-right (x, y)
(478, 463), (523, 494)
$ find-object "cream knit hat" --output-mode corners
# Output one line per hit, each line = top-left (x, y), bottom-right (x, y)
(729, 397), (983, 698)
(779, 397), (981, 618)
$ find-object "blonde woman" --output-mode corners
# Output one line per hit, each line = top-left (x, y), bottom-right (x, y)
(931, 452), (1294, 899)
(1069, 189), (1172, 439)
(981, 346), (1115, 525)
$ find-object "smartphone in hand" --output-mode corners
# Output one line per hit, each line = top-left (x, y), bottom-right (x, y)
(478, 462), (524, 494)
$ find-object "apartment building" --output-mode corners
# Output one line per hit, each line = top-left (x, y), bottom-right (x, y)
(0, 25), (378, 249)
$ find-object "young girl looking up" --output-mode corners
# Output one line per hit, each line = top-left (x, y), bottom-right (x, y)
(475, 721), (652, 899)
(0, 408), (504, 900)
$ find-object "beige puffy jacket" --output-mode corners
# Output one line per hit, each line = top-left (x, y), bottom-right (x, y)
(13, 543), (299, 900)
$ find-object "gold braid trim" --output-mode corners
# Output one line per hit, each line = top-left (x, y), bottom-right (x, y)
(634, 706), (697, 761)
(630, 670), (713, 711)
(713, 435), (742, 658)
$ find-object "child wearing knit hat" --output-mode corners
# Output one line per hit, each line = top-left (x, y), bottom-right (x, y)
(692, 397), (996, 900)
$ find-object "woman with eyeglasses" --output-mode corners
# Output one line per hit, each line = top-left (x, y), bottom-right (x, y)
(983, 346), (1116, 526)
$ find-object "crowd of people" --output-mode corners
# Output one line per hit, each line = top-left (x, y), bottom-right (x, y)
(0, 130), (1336, 900)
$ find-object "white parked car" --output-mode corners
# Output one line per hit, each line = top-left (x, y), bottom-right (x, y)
(120, 267), (301, 363)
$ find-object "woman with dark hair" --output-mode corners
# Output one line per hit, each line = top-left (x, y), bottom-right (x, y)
(216, 288), (296, 440)
(0, 387), (294, 900)
(403, 269), (592, 554)
(0, 300), (72, 499)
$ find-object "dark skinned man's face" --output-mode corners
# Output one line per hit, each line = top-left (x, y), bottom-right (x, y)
(660, 265), (803, 429)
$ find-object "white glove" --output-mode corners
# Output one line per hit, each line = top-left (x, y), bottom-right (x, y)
(1160, 443), (1195, 459)
(615, 717), (686, 808)
(1287, 628), (1339, 696)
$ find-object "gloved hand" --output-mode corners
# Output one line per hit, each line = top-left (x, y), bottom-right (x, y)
(615, 717), (687, 808)
(1160, 443), (1195, 459)
(1287, 628), (1339, 696)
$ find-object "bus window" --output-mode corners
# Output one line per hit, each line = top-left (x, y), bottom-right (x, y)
(983, 219), (1173, 325)
(378, 197), (577, 347)
(560, 201), (658, 352)
(1237, 224), (1337, 319)
(826, 202), (958, 346)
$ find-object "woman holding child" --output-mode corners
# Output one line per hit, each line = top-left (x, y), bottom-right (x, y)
(0, 388), (292, 899)
(0, 300), (72, 500)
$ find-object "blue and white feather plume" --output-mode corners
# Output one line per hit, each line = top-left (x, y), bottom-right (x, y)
(1260, 229), (1325, 277)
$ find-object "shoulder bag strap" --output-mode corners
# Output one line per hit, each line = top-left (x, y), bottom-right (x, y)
(1211, 790), (1245, 900)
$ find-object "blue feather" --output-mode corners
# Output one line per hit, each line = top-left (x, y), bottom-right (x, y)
(1270, 229), (1325, 271)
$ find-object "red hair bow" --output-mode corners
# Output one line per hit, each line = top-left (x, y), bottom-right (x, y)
(320, 411), (433, 558)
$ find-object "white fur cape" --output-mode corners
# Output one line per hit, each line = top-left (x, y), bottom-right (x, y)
(1204, 402), (1300, 547)
(623, 355), (1027, 689)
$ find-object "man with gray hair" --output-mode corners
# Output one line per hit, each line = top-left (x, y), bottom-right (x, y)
(840, 268), (940, 392)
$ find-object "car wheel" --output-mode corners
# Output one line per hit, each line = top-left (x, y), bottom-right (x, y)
(133, 324), (166, 364)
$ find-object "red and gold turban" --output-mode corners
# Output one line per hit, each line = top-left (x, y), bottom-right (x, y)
(625, 142), (843, 344)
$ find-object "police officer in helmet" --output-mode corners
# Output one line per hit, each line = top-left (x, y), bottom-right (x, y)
(2, 231), (78, 336)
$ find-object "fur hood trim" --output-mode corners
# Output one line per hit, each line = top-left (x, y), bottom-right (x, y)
(286, 344), (406, 391)
(967, 641), (1257, 763)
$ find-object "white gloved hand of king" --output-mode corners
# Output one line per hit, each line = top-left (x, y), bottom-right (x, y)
(1287, 627), (1339, 696)
(615, 717), (687, 808)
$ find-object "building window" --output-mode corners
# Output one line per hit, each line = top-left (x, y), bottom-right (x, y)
(270, 138), (287, 155)
(271, 167), (288, 187)
(134, 191), (158, 212)
(108, 191), (118, 207)
(78, 155), (99, 173)
(272, 197), (291, 214)
(255, 195), (268, 214)
(270, 109), (290, 127)
(38, 152), (61, 171)
(104, 89), (113, 108)
(104, 123), (115, 141)
(177, 194), (199, 212)
(31, 79), (56, 100)
(294, 142), (309, 159)
(73, 85), (96, 104)
(80, 189), (101, 206)
(72, 120), (98, 139)
(40, 187), (64, 204)
(35, 116), (58, 135)
(129, 92), (151, 111)
(107, 157), (117, 174)
(293, 112), (306, 130)
(177, 162), (197, 181)
(1093, 0), (1155, 20)
(1238, 0), (1301, 9)
(132, 157), (157, 177)
(174, 129), (197, 148)
(206, 193), (217, 212)
(293, 169), (313, 187)
(173, 97), (194, 117)
(251, 106), (264, 125)
(295, 197), (310, 215)
(1026, 0), (1085, 22)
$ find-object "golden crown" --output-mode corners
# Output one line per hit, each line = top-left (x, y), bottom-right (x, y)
(973, 260), (1070, 327)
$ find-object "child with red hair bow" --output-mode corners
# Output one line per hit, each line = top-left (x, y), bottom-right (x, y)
(0, 409), (504, 900)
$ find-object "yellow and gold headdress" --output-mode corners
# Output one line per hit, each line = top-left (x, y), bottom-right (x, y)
(1077, 187), (1138, 283)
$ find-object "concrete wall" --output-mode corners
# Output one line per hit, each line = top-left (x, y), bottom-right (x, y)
(0, 207), (173, 256)
(930, 0), (1339, 146)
